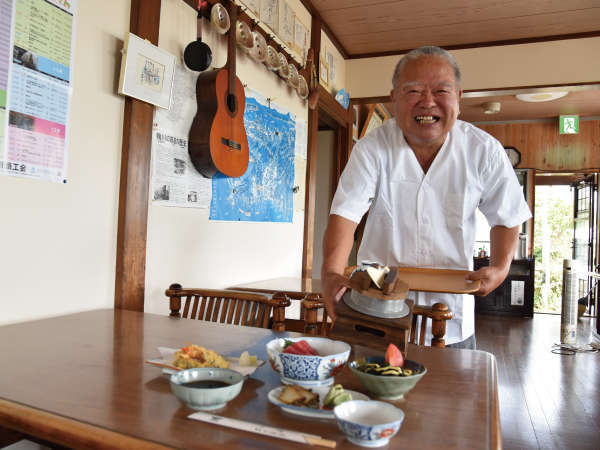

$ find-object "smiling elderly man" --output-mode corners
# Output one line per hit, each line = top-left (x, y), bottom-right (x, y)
(321, 46), (531, 348)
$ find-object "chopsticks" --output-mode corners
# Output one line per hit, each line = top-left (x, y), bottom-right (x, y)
(144, 359), (180, 371)
(189, 412), (336, 448)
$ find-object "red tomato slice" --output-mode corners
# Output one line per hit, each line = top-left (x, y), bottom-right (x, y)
(385, 343), (404, 367)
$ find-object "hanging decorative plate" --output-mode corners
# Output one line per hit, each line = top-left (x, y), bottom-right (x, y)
(265, 45), (280, 71)
(287, 64), (299, 88)
(277, 52), (290, 79)
(210, 3), (230, 34)
(236, 20), (253, 50)
(249, 31), (267, 62)
(297, 74), (309, 99)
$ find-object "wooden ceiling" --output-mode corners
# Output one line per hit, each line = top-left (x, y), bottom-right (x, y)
(459, 87), (600, 122)
(310, 0), (600, 59)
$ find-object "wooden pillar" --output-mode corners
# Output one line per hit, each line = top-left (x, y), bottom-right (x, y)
(302, 15), (322, 279)
(114, 0), (162, 311)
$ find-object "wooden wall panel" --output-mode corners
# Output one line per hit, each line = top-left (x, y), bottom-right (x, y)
(477, 120), (600, 171)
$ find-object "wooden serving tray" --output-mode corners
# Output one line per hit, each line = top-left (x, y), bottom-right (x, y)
(395, 267), (481, 294)
(345, 266), (481, 296)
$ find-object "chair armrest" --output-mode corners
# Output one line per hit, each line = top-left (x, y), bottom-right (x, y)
(301, 294), (328, 336)
(271, 293), (291, 332)
(411, 302), (453, 347)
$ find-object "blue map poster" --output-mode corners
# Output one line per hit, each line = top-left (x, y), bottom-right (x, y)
(210, 93), (295, 222)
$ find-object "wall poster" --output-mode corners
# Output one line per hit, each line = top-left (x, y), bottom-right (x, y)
(210, 88), (295, 223)
(0, 0), (77, 183)
(0, 0), (12, 154)
(151, 63), (211, 209)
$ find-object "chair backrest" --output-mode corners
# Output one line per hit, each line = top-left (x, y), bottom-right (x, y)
(165, 284), (290, 331)
(410, 303), (453, 347)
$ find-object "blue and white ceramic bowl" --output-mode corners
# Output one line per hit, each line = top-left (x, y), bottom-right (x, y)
(266, 337), (351, 387)
(170, 368), (244, 411)
(334, 400), (405, 447)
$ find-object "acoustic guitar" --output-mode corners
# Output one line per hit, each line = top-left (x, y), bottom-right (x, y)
(189, 0), (249, 178)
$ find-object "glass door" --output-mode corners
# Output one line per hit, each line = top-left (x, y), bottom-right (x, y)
(573, 175), (598, 317)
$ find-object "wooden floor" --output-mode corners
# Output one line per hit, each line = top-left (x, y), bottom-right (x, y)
(475, 313), (600, 450)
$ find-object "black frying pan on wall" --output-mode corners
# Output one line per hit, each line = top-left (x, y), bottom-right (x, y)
(184, 1), (212, 72)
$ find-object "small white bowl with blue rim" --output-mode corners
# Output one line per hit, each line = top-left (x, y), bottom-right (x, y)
(170, 367), (244, 410)
(266, 337), (351, 388)
(334, 400), (405, 447)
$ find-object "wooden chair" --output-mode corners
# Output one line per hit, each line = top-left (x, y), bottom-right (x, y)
(165, 284), (290, 331)
(410, 303), (453, 347)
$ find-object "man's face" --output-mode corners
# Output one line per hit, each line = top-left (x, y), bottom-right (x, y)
(390, 56), (462, 151)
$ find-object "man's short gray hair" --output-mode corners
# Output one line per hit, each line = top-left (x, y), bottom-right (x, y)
(392, 46), (461, 89)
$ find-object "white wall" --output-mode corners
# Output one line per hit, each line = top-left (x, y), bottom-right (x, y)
(347, 37), (600, 97)
(0, 0), (130, 325)
(144, 0), (311, 314)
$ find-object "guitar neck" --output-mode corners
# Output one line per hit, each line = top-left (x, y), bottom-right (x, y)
(227, 0), (237, 97)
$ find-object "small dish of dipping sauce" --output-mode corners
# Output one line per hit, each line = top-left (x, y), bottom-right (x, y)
(170, 368), (244, 410)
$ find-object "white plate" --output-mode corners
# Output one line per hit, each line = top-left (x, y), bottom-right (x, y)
(268, 386), (369, 419)
(146, 347), (264, 377)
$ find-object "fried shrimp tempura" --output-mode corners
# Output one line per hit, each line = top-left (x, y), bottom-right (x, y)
(173, 344), (229, 369)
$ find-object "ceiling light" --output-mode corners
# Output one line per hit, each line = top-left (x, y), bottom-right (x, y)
(515, 92), (568, 102)
(482, 101), (501, 114)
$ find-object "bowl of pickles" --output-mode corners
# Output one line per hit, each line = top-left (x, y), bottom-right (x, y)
(349, 356), (426, 400)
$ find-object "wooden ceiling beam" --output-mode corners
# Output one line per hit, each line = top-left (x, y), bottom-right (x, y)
(348, 31), (600, 59)
(535, 174), (591, 186)
(299, 0), (348, 59)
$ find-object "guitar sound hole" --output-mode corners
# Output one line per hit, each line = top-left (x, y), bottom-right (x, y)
(227, 94), (237, 114)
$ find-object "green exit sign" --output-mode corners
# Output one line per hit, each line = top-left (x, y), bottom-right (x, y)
(559, 115), (579, 134)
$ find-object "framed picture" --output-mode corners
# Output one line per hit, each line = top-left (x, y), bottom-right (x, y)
(319, 58), (329, 88)
(293, 15), (309, 62)
(239, 0), (259, 16)
(360, 104), (387, 138)
(278, 0), (295, 49)
(260, 0), (278, 33)
(118, 32), (176, 110)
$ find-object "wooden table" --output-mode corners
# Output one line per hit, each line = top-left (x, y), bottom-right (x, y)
(229, 277), (322, 299)
(0, 310), (501, 449)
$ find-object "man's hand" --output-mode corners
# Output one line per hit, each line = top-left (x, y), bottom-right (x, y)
(466, 265), (509, 296)
(321, 271), (353, 320)
(467, 224), (519, 296)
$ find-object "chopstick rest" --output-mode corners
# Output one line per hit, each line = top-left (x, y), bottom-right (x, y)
(188, 412), (336, 447)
